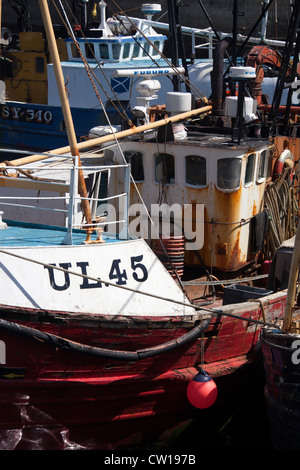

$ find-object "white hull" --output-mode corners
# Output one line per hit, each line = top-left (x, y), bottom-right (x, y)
(0, 237), (194, 317)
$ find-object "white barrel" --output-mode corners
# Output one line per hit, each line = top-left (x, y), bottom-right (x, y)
(166, 92), (192, 114)
(224, 96), (257, 120)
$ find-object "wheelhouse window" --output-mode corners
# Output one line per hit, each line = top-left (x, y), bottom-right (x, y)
(257, 149), (268, 181)
(185, 155), (206, 186)
(122, 43), (131, 59)
(153, 40), (161, 56)
(112, 43), (121, 60)
(71, 43), (80, 58)
(133, 41), (141, 58)
(85, 42), (95, 59)
(244, 153), (256, 186)
(217, 158), (242, 190)
(99, 43), (109, 59)
(142, 42), (150, 57)
(155, 153), (175, 184)
(124, 151), (144, 182)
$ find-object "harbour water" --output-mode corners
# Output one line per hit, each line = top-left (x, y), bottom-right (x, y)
(172, 385), (273, 451)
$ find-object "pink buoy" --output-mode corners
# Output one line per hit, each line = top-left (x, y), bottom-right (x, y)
(187, 370), (218, 409)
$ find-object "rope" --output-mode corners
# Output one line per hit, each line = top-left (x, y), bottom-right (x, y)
(264, 169), (298, 258)
(0, 316), (211, 361)
(249, 298), (266, 322)
(182, 273), (268, 286)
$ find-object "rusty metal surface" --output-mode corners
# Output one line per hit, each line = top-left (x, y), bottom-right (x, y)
(113, 136), (271, 272)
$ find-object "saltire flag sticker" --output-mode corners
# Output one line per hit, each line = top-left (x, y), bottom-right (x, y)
(111, 77), (130, 94)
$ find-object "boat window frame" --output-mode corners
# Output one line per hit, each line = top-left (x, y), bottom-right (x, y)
(124, 150), (145, 182)
(122, 42), (131, 59)
(112, 43), (122, 60)
(35, 56), (45, 74)
(153, 40), (161, 57)
(70, 42), (80, 58)
(154, 152), (175, 185)
(133, 41), (142, 58)
(257, 149), (268, 184)
(216, 157), (242, 191)
(185, 154), (207, 188)
(85, 42), (95, 59)
(142, 42), (151, 57)
(99, 43), (109, 60)
(244, 152), (256, 187)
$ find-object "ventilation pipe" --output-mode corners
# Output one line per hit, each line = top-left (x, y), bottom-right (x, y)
(211, 36), (233, 114)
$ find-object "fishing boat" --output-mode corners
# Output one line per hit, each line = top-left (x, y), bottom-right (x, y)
(0, 0), (289, 153)
(0, 156), (289, 451)
(0, 1), (174, 151)
(0, 0), (293, 451)
(0, 0), (219, 153)
(0, 139), (290, 451)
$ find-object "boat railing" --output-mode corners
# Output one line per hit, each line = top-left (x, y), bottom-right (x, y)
(133, 18), (288, 59)
(67, 155), (131, 243)
(0, 153), (131, 244)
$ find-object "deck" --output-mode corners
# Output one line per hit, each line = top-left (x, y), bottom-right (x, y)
(0, 220), (120, 247)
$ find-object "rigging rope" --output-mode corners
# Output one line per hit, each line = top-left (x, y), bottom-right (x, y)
(264, 167), (298, 257)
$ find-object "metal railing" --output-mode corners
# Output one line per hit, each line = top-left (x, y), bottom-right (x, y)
(0, 152), (131, 245)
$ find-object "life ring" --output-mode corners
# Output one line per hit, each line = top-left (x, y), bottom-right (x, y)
(273, 148), (294, 180)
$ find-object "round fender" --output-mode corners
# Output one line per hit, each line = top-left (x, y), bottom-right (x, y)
(273, 149), (294, 180)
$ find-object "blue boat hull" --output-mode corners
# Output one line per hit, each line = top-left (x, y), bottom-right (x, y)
(0, 102), (125, 152)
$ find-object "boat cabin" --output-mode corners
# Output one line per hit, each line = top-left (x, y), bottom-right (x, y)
(106, 131), (273, 274)
(65, 35), (166, 64)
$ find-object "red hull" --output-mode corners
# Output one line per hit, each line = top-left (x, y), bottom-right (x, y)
(0, 291), (286, 450)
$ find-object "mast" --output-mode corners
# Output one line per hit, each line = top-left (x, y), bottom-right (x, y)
(232, 0), (238, 65)
(38, 0), (93, 242)
(173, 1), (190, 92)
(167, 0), (180, 91)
